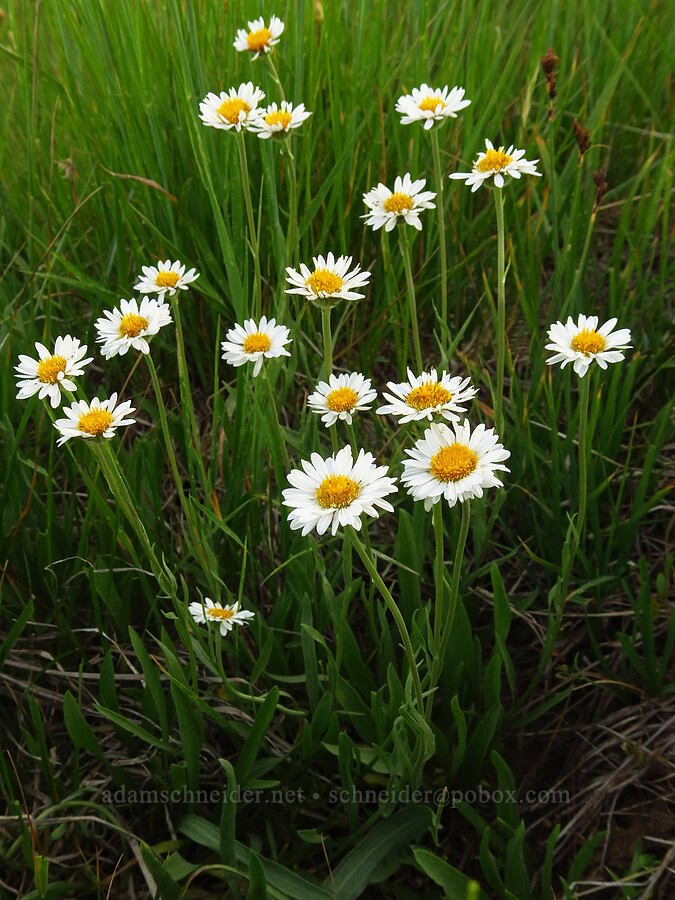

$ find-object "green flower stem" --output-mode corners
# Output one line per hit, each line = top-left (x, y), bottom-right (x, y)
(236, 131), (262, 317)
(145, 354), (219, 597)
(494, 189), (507, 436)
(169, 293), (210, 494)
(493, 188), (506, 435)
(430, 129), (447, 338)
(398, 228), (423, 372)
(348, 526), (425, 721)
(347, 423), (376, 576)
(320, 305), (333, 381)
(426, 501), (470, 719)
(432, 500), (445, 654)
(267, 54), (285, 97)
(347, 421), (359, 459)
(146, 353), (189, 508)
(284, 136), (299, 267)
(260, 365), (290, 471)
(559, 372), (592, 591)
(93, 440), (177, 600)
(320, 307), (340, 452)
(329, 426), (339, 454)
(576, 372), (591, 550)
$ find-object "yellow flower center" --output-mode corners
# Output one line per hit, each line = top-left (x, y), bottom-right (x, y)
(247, 27), (271, 52)
(430, 443), (478, 483)
(476, 147), (514, 173)
(306, 269), (344, 295)
(206, 607), (235, 621)
(155, 271), (180, 289)
(326, 386), (359, 412)
(217, 97), (251, 124)
(265, 110), (293, 130)
(419, 96), (445, 113)
(119, 313), (149, 338)
(571, 329), (606, 356)
(37, 354), (67, 384)
(242, 332), (272, 354)
(405, 382), (453, 410)
(383, 192), (415, 215)
(316, 474), (361, 509)
(78, 407), (114, 436)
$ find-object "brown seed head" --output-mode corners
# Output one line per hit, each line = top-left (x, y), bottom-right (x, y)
(540, 48), (559, 75)
(540, 48), (559, 101)
(573, 118), (590, 159)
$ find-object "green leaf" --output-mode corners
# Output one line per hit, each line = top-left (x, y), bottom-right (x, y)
(179, 816), (333, 898)
(218, 758), (237, 866)
(236, 687), (279, 785)
(328, 807), (433, 900)
(95, 704), (174, 752)
(412, 847), (489, 899)
(139, 842), (181, 900)
(246, 851), (268, 898)
(63, 691), (103, 758)
(0, 599), (33, 667)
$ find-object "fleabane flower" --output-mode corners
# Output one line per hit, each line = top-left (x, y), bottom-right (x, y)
(402, 421), (510, 511)
(94, 297), (172, 359)
(285, 253), (371, 306)
(307, 372), (377, 426)
(362, 173), (436, 232)
(283, 446), (397, 537)
(199, 83), (265, 132)
(15, 336), (93, 409)
(221, 315), (292, 377)
(545, 314), (632, 377)
(251, 101), (312, 139)
(134, 259), (199, 297)
(449, 138), (541, 191)
(188, 598), (255, 637)
(377, 368), (476, 424)
(53, 393), (135, 447)
(233, 15), (284, 59)
(395, 83), (471, 130)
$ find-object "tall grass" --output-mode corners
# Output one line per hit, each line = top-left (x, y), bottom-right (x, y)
(1, 0), (673, 897)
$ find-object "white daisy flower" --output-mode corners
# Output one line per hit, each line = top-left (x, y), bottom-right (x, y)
(221, 315), (292, 377)
(395, 83), (471, 130)
(251, 101), (312, 139)
(449, 139), (541, 192)
(199, 82), (265, 132)
(283, 446), (397, 537)
(188, 598), (255, 636)
(14, 336), (93, 409)
(362, 173), (436, 232)
(53, 393), (136, 447)
(307, 372), (377, 427)
(93, 297), (173, 359)
(133, 259), (199, 297)
(402, 420), (510, 511)
(233, 15), (284, 59)
(376, 368), (477, 424)
(285, 253), (371, 306)
(545, 314), (632, 378)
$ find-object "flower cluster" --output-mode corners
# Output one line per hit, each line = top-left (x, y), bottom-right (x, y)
(200, 85), (310, 142)
(15, 258), (199, 447)
(15, 9), (637, 652)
